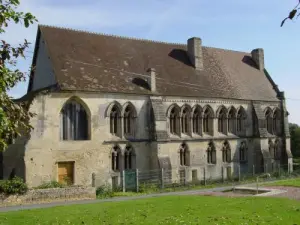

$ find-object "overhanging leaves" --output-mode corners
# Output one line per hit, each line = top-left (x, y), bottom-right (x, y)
(0, 0), (37, 151)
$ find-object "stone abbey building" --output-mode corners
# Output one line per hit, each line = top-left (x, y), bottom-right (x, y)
(1, 25), (293, 187)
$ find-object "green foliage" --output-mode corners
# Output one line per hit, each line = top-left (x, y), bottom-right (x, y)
(36, 181), (66, 189)
(268, 178), (300, 187)
(0, 0), (37, 151)
(138, 183), (159, 193)
(96, 184), (114, 198)
(0, 176), (28, 195)
(289, 123), (300, 157)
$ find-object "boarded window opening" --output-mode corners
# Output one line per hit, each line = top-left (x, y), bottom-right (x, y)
(58, 162), (74, 185)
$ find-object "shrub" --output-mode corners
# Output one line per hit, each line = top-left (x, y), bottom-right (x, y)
(139, 183), (159, 193)
(96, 184), (113, 198)
(36, 181), (66, 189)
(0, 177), (28, 195)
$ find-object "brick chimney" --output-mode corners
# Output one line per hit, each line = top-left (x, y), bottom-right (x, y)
(147, 68), (156, 92)
(251, 48), (264, 71)
(187, 37), (203, 70)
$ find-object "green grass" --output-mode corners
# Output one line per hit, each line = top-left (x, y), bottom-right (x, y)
(1, 196), (300, 224)
(267, 178), (300, 187)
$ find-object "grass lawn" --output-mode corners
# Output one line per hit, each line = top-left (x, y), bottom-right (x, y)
(267, 178), (300, 187)
(0, 196), (300, 225)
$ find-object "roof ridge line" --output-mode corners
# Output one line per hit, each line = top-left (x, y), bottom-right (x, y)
(39, 24), (186, 46)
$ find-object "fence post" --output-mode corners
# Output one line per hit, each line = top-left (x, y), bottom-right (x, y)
(238, 164), (241, 182)
(122, 170), (125, 193)
(252, 165), (255, 176)
(92, 173), (95, 187)
(161, 168), (164, 189)
(272, 162), (274, 173)
(136, 169), (139, 192)
(278, 163), (281, 177)
(203, 167), (206, 186)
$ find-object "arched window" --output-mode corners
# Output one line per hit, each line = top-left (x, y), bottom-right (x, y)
(218, 107), (227, 134)
(268, 139), (274, 158)
(273, 109), (281, 135)
(203, 106), (213, 134)
(192, 106), (202, 135)
(181, 107), (190, 134)
(265, 108), (273, 134)
(222, 141), (231, 163)
(123, 104), (135, 135)
(60, 99), (88, 140)
(239, 141), (247, 161)
(237, 107), (246, 133)
(111, 146), (121, 171)
(179, 143), (189, 166)
(124, 145), (135, 170)
(110, 105), (120, 135)
(207, 141), (216, 164)
(170, 106), (180, 135)
(228, 107), (236, 134)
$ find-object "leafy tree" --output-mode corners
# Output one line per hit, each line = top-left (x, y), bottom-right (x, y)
(0, 0), (37, 151)
(281, 1), (300, 26)
(289, 123), (300, 157)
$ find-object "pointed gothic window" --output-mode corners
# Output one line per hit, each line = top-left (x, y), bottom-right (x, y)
(124, 105), (135, 135)
(273, 109), (281, 135)
(207, 141), (216, 164)
(110, 105), (120, 135)
(222, 141), (231, 163)
(111, 146), (121, 171)
(268, 139), (274, 158)
(179, 143), (189, 166)
(265, 108), (273, 134)
(203, 107), (213, 134)
(170, 106), (180, 135)
(237, 108), (246, 133)
(124, 146), (135, 170)
(60, 99), (89, 140)
(181, 107), (190, 134)
(218, 107), (227, 134)
(192, 107), (201, 135)
(228, 108), (236, 134)
(239, 141), (247, 161)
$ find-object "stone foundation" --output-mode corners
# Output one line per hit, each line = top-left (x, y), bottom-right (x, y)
(0, 186), (96, 207)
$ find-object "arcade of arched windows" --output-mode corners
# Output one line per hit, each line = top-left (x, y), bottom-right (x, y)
(167, 104), (250, 137)
(111, 145), (136, 172)
(105, 101), (137, 139)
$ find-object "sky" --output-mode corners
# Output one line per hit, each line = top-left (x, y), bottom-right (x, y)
(4, 0), (300, 124)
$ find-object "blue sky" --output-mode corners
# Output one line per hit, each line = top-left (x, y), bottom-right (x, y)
(5, 0), (300, 124)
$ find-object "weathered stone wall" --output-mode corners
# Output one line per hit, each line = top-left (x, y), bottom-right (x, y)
(2, 91), (285, 188)
(0, 186), (96, 207)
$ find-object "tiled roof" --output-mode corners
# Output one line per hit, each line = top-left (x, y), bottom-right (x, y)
(29, 25), (280, 101)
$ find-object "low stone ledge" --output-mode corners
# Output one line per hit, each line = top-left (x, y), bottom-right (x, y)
(0, 186), (96, 207)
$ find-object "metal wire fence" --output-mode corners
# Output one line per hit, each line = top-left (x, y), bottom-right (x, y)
(93, 162), (299, 193)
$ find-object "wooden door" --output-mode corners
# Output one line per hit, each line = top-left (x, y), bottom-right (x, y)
(58, 162), (74, 184)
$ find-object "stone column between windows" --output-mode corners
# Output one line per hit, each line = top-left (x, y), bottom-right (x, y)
(120, 116), (124, 139)
(179, 115), (182, 137)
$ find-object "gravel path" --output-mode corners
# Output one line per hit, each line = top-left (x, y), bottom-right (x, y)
(262, 186), (300, 200)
